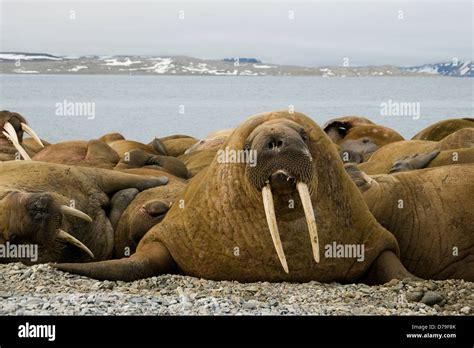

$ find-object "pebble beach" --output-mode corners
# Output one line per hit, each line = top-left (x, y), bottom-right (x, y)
(1, 263), (472, 316)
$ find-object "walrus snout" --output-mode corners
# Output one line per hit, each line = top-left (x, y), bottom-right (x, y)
(268, 170), (296, 194)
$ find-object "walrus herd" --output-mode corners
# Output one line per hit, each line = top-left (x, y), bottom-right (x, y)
(1, 109), (473, 284)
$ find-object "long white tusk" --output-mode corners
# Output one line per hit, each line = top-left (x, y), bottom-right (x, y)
(297, 182), (320, 263)
(262, 184), (289, 273)
(21, 123), (44, 148)
(56, 229), (94, 258)
(3, 122), (31, 160)
(60, 205), (93, 223)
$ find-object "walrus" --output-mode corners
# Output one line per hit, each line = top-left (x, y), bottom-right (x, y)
(55, 111), (413, 284)
(184, 135), (229, 155)
(112, 180), (186, 258)
(32, 140), (120, 169)
(359, 128), (474, 174)
(0, 161), (168, 264)
(322, 116), (404, 163)
(178, 148), (218, 177)
(107, 138), (169, 157)
(345, 163), (474, 280)
(1, 110), (45, 161)
(115, 149), (190, 179)
(411, 118), (474, 141)
(159, 135), (199, 157)
(322, 116), (374, 143)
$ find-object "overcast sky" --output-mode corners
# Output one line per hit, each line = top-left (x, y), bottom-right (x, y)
(0, 0), (472, 66)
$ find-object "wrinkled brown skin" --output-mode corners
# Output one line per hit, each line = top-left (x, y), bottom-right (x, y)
(32, 140), (120, 169)
(55, 111), (413, 284)
(184, 135), (228, 155)
(178, 148), (218, 177)
(346, 164), (474, 280)
(160, 136), (198, 157)
(107, 139), (168, 158)
(359, 128), (474, 174)
(0, 161), (168, 264)
(412, 118), (474, 141)
(0, 110), (38, 161)
(113, 180), (186, 258)
(115, 149), (190, 179)
(99, 132), (125, 144)
(23, 137), (51, 155)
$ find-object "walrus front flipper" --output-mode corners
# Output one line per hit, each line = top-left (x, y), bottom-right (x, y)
(53, 242), (176, 281)
(362, 250), (419, 285)
(90, 168), (169, 193)
(344, 163), (377, 192)
(109, 188), (140, 230)
(388, 150), (440, 174)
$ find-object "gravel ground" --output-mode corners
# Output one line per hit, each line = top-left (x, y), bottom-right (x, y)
(1, 263), (473, 316)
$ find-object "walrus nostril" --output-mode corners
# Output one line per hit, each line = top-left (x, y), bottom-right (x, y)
(267, 138), (284, 150)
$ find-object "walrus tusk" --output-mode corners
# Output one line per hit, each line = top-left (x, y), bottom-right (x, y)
(56, 229), (94, 258)
(60, 205), (93, 223)
(262, 184), (289, 273)
(21, 123), (44, 148)
(297, 182), (320, 263)
(3, 122), (32, 160)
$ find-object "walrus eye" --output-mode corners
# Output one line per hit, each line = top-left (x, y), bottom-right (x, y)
(299, 129), (308, 141)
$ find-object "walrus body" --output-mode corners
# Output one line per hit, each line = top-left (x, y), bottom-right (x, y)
(32, 140), (120, 168)
(346, 164), (474, 280)
(412, 118), (474, 141)
(178, 148), (218, 177)
(56, 111), (413, 284)
(359, 128), (474, 174)
(323, 116), (404, 163)
(0, 161), (167, 264)
(160, 135), (199, 157)
(113, 180), (186, 258)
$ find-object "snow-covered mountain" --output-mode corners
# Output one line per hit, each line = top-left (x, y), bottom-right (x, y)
(0, 53), (471, 77)
(403, 61), (473, 77)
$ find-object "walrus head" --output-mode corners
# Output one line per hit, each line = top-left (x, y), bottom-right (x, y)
(0, 191), (94, 264)
(241, 118), (319, 271)
(0, 110), (44, 160)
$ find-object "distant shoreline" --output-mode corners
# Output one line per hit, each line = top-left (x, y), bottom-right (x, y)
(1, 53), (471, 77)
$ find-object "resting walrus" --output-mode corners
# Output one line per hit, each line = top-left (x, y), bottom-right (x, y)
(345, 163), (474, 281)
(56, 111), (413, 284)
(358, 128), (474, 174)
(1, 110), (45, 161)
(0, 161), (167, 264)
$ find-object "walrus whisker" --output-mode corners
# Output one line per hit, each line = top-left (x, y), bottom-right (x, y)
(3, 122), (32, 160)
(56, 229), (94, 258)
(261, 184), (289, 273)
(297, 182), (320, 263)
(60, 205), (93, 223)
(21, 122), (44, 148)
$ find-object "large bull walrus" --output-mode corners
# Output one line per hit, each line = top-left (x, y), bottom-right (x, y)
(55, 111), (414, 284)
(0, 161), (167, 264)
(345, 163), (474, 281)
